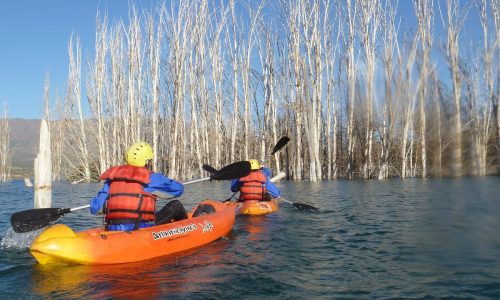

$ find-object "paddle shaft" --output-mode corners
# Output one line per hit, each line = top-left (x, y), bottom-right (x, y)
(68, 177), (211, 212)
(279, 198), (294, 205)
(270, 172), (285, 183)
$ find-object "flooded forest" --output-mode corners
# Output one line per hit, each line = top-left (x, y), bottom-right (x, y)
(1, 0), (499, 182)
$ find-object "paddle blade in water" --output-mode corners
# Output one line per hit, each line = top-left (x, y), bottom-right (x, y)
(293, 203), (319, 211)
(202, 164), (218, 174)
(211, 161), (251, 180)
(271, 136), (290, 155)
(10, 208), (71, 233)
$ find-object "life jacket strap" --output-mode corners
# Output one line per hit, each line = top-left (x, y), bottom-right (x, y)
(108, 192), (156, 199)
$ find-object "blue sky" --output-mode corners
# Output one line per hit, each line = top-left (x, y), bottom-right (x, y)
(0, 0), (156, 119)
(0, 0), (484, 119)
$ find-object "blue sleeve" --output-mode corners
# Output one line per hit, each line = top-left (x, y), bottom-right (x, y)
(145, 173), (184, 197)
(90, 181), (110, 214)
(265, 178), (280, 198)
(231, 179), (242, 192)
(262, 167), (272, 178)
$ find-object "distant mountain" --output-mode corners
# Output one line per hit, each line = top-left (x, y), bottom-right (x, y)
(8, 118), (40, 177)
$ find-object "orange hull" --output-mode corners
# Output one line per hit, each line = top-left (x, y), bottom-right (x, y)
(30, 200), (235, 265)
(227, 199), (279, 215)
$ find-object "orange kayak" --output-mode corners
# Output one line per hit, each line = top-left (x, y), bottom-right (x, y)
(30, 200), (235, 265)
(227, 199), (279, 215)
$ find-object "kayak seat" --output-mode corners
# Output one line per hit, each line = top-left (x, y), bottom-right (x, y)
(192, 204), (216, 217)
(155, 200), (188, 225)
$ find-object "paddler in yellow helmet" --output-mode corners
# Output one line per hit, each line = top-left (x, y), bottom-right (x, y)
(230, 159), (280, 202)
(90, 142), (187, 231)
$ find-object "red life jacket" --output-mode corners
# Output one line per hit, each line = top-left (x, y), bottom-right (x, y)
(100, 165), (157, 225)
(238, 170), (267, 201)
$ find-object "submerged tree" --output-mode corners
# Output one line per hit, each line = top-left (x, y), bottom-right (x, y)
(42, 0), (499, 182)
(0, 103), (10, 182)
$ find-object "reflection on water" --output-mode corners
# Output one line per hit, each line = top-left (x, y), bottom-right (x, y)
(1, 178), (500, 298)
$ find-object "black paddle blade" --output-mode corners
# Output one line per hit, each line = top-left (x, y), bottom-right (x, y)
(271, 136), (290, 155)
(210, 161), (251, 180)
(293, 203), (319, 211)
(202, 164), (218, 174)
(10, 208), (71, 233)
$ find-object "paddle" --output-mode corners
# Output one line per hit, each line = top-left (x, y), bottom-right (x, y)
(202, 164), (218, 174)
(10, 161), (251, 233)
(279, 198), (319, 211)
(271, 136), (290, 155)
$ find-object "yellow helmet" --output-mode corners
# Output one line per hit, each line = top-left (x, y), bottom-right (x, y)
(249, 159), (260, 170)
(125, 142), (153, 167)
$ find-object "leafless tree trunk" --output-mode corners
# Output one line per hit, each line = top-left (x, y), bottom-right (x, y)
(108, 22), (127, 166)
(288, 0), (305, 180)
(229, 0), (240, 162)
(66, 36), (91, 182)
(414, 0), (434, 178)
(258, 32), (276, 164)
(359, 0), (381, 179)
(432, 70), (443, 176)
(0, 103), (10, 182)
(346, 0), (358, 180)
(467, 59), (492, 176)
(147, 6), (164, 171)
(166, 2), (190, 178)
(87, 13), (109, 174)
(209, 2), (227, 169)
(50, 96), (64, 181)
(34, 78), (52, 208)
(127, 7), (144, 145)
(325, 9), (341, 180)
(399, 37), (419, 179)
(378, 0), (397, 180)
(476, 0), (495, 176)
(188, 3), (205, 175)
(491, 0), (500, 174)
(241, 3), (263, 160)
(444, 0), (468, 176)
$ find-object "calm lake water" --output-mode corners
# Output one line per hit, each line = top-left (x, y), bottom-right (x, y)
(1, 177), (499, 299)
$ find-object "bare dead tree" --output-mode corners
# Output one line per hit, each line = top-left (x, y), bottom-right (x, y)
(108, 22), (127, 166)
(34, 77), (52, 208)
(241, 3), (264, 160)
(50, 96), (64, 181)
(431, 70), (443, 176)
(146, 5), (165, 171)
(287, 0), (305, 180)
(127, 7), (145, 145)
(65, 36), (91, 182)
(0, 102), (10, 182)
(345, 0), (358, 180)
(467, 58), (493, 176)
(378, 0), (398, 180)
(359, 0), (381, 179)
(398, 36), (419, 179)
(491, 0), (500, 174)
(208, 1), (228, 169)
(165, 1), (191, 178)
(325, 6), (341, 180)
(414, 0), (434, 178)
(87, 13), (109, 174)
(443, 0), (469, 176)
